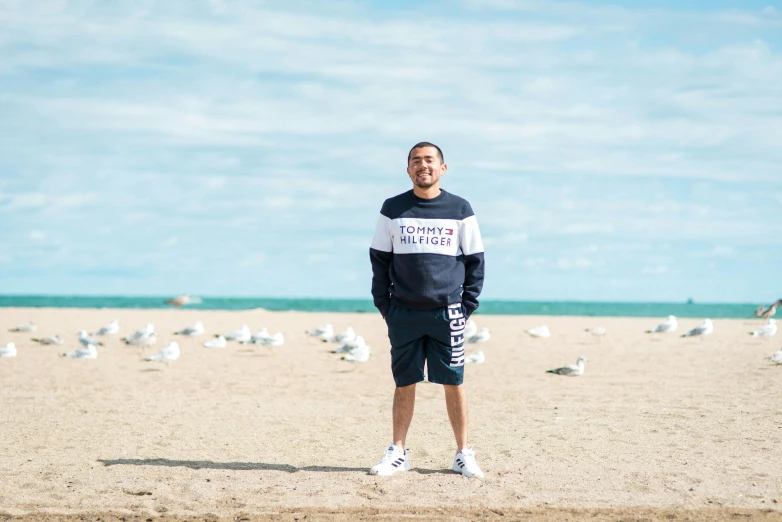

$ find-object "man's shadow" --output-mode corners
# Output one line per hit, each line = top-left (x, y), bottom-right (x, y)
(98, 458), (452, 474)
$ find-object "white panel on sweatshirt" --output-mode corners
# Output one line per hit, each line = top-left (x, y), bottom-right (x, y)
(390, 218), (463, 256)
(370, 214), (393, 252)
(460, 215), (485, 255)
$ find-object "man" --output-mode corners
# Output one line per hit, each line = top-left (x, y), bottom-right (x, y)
(368, 142), (486, 478)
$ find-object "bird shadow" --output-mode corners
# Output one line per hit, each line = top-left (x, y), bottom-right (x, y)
(97, 458), (452, 475)
(139, 368), (163, 372)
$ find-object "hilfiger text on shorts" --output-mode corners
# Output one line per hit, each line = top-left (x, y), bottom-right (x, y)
(447, 303), (466, 367)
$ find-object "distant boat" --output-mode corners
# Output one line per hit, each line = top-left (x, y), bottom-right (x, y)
(686, 298), (694, 305)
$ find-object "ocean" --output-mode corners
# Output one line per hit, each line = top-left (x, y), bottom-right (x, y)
(0, 295), (761, 319)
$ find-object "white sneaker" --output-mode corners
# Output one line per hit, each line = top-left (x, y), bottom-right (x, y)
(369, 444), (410, 476)
(452, 447), (484, 478)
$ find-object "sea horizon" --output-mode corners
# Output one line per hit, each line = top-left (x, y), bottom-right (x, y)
(0, 294), (766, 319)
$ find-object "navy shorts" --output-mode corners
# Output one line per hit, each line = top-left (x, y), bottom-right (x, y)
(385, 302), (467, 387)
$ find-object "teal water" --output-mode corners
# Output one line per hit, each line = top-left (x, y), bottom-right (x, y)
(0, 295), (761, 319)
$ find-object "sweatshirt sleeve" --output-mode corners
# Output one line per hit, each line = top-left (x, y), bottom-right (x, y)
(369, 206), (393, 317)
(459, 210), (485, 319)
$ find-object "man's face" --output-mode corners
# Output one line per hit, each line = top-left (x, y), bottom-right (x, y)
(407, 146), (447, 189)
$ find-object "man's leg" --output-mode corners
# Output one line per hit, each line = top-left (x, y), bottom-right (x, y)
(443, 384), (468, 451)
(393, 383), (416, 448)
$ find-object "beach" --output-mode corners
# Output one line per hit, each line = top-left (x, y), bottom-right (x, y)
(0, 307), (780, 521)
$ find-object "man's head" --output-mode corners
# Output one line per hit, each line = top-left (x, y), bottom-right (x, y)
(407, 142), (447, 191)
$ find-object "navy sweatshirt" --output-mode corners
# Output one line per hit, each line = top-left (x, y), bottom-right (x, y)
(369, 189), (485, 318)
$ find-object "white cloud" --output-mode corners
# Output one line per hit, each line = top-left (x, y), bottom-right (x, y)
(711, 245), (737, 258)
(29, 230), (46, 241)
(0, 0), (780, 300)
(556, 257), (602, 271)
(641, 265), (668, 275)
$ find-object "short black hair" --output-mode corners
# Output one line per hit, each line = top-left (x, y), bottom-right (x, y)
(408, 142), (444, 164)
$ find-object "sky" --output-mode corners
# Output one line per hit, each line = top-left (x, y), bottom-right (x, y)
(1, 0), (781, 303)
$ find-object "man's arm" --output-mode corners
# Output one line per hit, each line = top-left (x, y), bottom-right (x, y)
(460, 212), (485, 319)
(369, 210), (393, 318)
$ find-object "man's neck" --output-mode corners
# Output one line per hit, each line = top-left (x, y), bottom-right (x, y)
(412, 185), (441, 199)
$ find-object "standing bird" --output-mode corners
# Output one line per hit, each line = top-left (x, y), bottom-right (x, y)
(93, 319), (119, 336)
(306, 324), (334, 340)
(755, 300), (781, 319)
(324, 327), (356, 343)
(465, 351), (486, 364)
(9, 322), (36, 332)
(144, 341), (180, 367)
(526, 325), (550, 338)
(751, 319), (777, 338)
(124, 323), (155, 344)
(342, 344), (371, 363)
(331, 336), (366, 354)
(463, 319), (478, 340)
(203, 335), (227, 349)
(681, 319), (713, 338)
(222, 325), (251, 343)
(647, 315), (677, 333)
(31, 335), (63, 345)
(174, 321), (204, 336)
(62, 344), (98, 359)
(78, 330), (103, 348)
(165, 293), (192, 307)
(256, 332), (284, 347)
(546, 357), (587, 376)
(586, 326), (607, 336)
(0, 342), (17, 357)
(768, 347), (782, 364)
(467, 327), (491, 344)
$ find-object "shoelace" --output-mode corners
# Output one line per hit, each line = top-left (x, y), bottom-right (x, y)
(381, 446), (402, 464)
(460, 449), (478, 468)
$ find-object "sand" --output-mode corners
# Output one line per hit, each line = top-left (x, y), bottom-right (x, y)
(0, 307), (780, 521)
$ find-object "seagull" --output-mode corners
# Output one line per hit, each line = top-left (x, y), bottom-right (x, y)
(546, 356), (586, 376)
(467, 327), (491, 344)
(647, 315), (678, 333)
(306, 324), (334, 340)
(331, 336), (366, 354)
(585, 326), (606, 336)
(342, 344), (371, 363)
(223, 325), (251, 343)
(681, 319), (713, 338)
(31, 335), (63, 345)
(145, 341), (180, 366)
(9, 322), (36, 332)
(62, 344), (98, 359)
(174, 321), (204, 336)
(203, 335), (227, 349)
(755, 300), (781, 319)
(245, 328), (270, 344)
(124, 323), (155, 344)
(324, 327), (356, 343)
(78, 330), (103, 348)
(463, 319), (478, 340)
(257, 332), (284, 347)
(465, 351), (485, 364)
(526, 325), (550, 338)
(93, 319), (119, 336)
(751, 319), (777, 337)
(0, 342), (17, 357)
(768, 348), (782, 364)
(165, 293), (192, 307)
